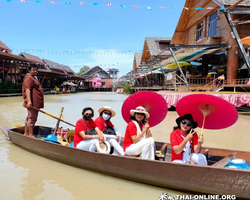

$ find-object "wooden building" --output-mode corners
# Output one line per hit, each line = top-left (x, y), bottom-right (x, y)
(80, 66), (113, 90)
(0, 39), (84, 94)
(171, 0), (250, 83)
(132, 37), (172, 88)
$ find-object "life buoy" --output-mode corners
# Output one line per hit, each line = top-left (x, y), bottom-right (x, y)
(96, 141), (111, 154)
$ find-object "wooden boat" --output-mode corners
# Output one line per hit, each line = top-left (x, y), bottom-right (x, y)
(1, 126), (250, 199)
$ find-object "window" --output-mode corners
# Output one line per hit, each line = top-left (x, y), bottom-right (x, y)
(208, 13), (217, 37)
(196, 22), (203, 41)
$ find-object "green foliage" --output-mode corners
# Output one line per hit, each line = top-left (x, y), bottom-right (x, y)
(0, 81), (22, 94)
(76, 66), (90, 75)
(123, 83), (132, 94)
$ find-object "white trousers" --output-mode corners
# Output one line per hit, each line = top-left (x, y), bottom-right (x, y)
(103, 134), (124, 156)
(76, 139), (99, 152)
(125, 137), (155, 160)
(172, 153), (207, 165)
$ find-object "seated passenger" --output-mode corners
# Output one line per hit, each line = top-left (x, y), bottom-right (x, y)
(95, 106), (125, 156)
(74, 107), (104, 151)
(170, 114), (207, 165)
(123, 106), (155, 160)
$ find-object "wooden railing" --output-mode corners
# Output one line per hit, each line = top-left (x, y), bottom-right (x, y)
(189, 78), (250, 86)
(188, 78), (214, 85)
(224, 78), (250, 85)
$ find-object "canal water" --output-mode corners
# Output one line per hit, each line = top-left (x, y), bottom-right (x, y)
(0, 92), (249, 200)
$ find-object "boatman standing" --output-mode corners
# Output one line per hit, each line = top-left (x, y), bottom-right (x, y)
(22, 64), (44, 138)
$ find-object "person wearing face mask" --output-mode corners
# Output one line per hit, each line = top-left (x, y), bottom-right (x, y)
(170, 114), (207, 165)
(95, 106), (125, 156)
(74, 107), (104, 151)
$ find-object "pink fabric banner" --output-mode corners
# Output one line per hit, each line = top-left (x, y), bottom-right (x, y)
(159, 92), (250, 108)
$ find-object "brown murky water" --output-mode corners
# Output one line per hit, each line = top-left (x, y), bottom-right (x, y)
(0, 92), (249, 200)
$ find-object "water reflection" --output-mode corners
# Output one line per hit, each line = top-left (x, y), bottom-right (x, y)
(2, 135), (187, 200)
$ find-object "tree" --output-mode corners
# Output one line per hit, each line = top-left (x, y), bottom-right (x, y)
(76, 66), (90, 75)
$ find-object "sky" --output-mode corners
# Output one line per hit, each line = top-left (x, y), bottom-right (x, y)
(0, 0), (186, 76)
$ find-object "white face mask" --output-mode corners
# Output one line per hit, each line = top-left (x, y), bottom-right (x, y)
(102, 113), (111, 121)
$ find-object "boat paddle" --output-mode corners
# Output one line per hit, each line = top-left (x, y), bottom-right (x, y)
(31, 106), (75, 127)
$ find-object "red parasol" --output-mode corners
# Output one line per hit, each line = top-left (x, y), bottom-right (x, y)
(121, 91), (168, 127)
(176, 94), (238, 135)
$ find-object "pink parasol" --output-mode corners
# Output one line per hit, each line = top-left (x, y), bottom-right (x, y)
(121, 91), (168, 127)
(176, 94), (238, 135)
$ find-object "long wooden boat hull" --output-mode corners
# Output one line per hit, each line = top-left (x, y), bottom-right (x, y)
(4, 126), (250, 199)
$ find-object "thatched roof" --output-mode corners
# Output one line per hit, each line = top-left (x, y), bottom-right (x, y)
(145, 37), (172, 56)
(80, 66), (111, 79)
(59, 65), (76, 75)
(19, 52), (43, 64)
(134, 53), (142, 68)
(0, 40), (12, 54)
(213, 0), (250, 7)
(42, 58), (66, 74)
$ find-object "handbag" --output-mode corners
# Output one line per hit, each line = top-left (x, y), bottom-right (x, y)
(81, 119), (97, 135)
(103, 126), (116, 136)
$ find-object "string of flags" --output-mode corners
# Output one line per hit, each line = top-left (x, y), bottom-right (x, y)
(7, 48), (160, 55)
(0, 58), (134, 68)
(2, 0), (226, 11)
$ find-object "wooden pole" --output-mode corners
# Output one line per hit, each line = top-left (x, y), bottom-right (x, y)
(169, 48), (190, 91)
(53, 107), (64, 135)
(225, 0), (246, 12)
(14, 62), (17, 83)
(2, 60), (5, 81)
(31, 106), (75, 127)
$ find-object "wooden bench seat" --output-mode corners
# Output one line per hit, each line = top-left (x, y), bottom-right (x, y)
(211, 153), (235, 167)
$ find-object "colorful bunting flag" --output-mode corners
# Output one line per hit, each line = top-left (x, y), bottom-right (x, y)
(20, 0), (26, 2)
(120, 5), (126, 8)
(106, 2), (112, 6)
(183, 7), (189, 10)
(133, 5), (140, 8)
(6, 0), (11, 2)
(79, 1), (84, 5)
(65, 2), (71, 5)
(206, 7), (213, 10)
(93, 3), (98, 5)
(159, 5), (164, 8)
(49, 0), (56, 3)
(146, 6), (152, 10)
(195, 7), (202, 10)
(219, 7), (225, 11)
(35, 0), (41, 3)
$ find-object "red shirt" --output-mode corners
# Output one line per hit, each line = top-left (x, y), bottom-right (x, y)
(170, 128), (198, 162)
(94, 116), (114, 132)
(73, 118), (96, 147)
(123, 121), (143, 151)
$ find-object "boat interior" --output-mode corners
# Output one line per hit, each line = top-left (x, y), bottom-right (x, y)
(7, 126), (250, 169)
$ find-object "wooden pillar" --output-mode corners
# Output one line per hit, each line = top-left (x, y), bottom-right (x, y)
(2, 60), (4, 80)
(18, 64), (24, 82)
(14, 62), (17, 83)
(227, 15), (238, 84)
(227, 40), (238, 84)
(9, 63), (12, 82)
(202, 55), (209, 77)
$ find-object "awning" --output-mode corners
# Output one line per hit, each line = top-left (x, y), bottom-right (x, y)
(153, 48), (224, 69)
(61, 81), (78, 86)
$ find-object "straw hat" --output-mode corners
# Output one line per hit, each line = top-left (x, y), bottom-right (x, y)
(98, 106), (116, 117)
(130, 106), (150, 119)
